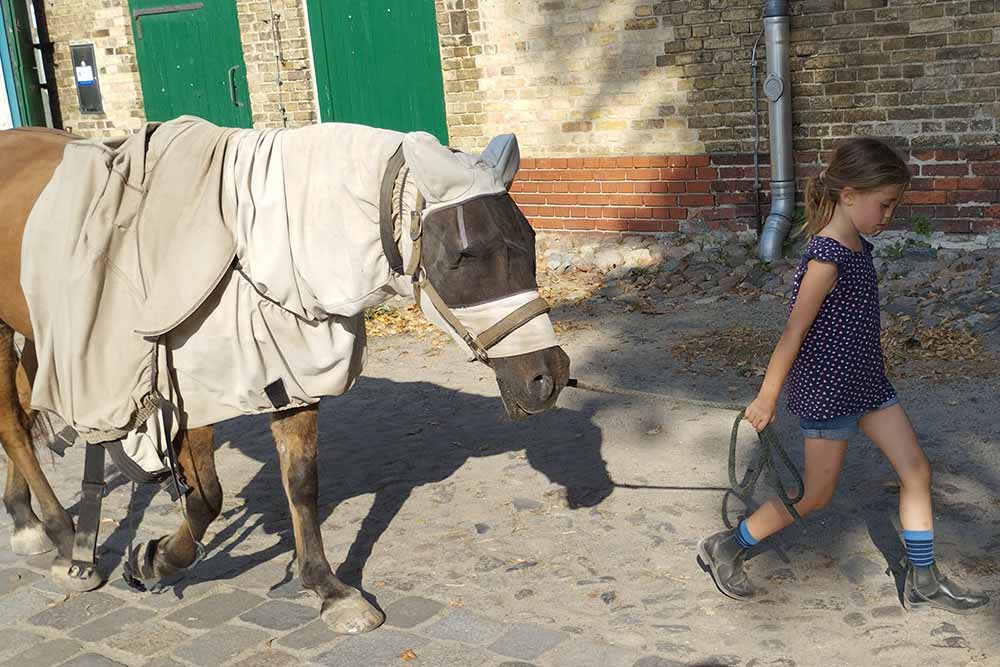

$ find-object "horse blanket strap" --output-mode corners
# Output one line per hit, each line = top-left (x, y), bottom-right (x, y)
(414, 279), (489, 362)
(69, 443), (106, 580)
(379, 144), (407, 275)
(478, 298), (551, 350)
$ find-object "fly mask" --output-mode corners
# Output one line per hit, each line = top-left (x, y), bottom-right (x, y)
(379, 133), (558, 364)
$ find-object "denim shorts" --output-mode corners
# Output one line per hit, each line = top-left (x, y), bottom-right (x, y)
(799, 396), (899, 440)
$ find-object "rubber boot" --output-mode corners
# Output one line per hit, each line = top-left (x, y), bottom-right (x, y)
(904, 561), (990, 614)
(697, 529), (753, 600)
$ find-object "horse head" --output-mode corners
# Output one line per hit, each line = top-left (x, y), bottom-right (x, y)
(389, 132), (570, 419)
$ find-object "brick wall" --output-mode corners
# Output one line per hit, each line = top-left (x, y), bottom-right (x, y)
(235, 0), (317, 128)
(42, 0), (144, 137)
(41, 0), (316, 135)
(513, 147), (1000, 234)
(442, 0), (1000, 234)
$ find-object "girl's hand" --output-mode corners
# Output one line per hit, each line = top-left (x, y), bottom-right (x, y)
(744, 396), (776, 432)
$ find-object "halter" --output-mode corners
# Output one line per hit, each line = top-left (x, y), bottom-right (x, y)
(378, 144), (552, 365)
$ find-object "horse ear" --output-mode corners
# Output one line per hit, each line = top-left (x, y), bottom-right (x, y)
(480, 134), (520, 190)
(402, 132), (475, 204)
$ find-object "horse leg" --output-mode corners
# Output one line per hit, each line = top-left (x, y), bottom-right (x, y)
(5, 345), (55, 555)
(0, 322), (83, 588)
(271, 405), (384, 634)
(130, 425), (222, 579)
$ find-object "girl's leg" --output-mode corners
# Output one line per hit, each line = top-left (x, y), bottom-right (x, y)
(744, 437), (850, 541)
(859, 403), (989, 613)
(698, 437), (848, 600)
(858, 403), (931, 530)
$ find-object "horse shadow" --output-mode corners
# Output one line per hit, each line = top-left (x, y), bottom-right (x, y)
(100, 375), (614, 602)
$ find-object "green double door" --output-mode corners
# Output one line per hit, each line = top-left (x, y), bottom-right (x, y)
(129, 1), (251, 127)
(308, 0), (449, 143)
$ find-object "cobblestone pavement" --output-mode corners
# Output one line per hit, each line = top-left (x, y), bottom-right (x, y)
(1, 292), (999, 667)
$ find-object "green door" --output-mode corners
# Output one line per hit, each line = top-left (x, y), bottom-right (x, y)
(308, 0), (448, 143)
(1, 0), (46, 126)
(129, 1), (251, 127)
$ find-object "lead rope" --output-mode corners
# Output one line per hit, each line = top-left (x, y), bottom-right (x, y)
(564, 379), (805, 525)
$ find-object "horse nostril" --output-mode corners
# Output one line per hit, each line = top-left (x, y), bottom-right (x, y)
(532, 374), (554, 400)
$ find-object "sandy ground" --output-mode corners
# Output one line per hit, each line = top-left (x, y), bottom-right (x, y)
(2, 292), (999, 667)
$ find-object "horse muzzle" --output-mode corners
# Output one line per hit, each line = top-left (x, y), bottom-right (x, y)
(492, 345), (570, 420)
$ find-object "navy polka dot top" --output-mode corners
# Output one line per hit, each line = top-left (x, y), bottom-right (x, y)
(786, 236), (896, 420)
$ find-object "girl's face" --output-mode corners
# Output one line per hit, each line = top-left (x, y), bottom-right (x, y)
(841, 184), (905, 237)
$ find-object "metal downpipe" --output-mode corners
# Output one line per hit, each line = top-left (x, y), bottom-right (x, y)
(757, 0), (795, 262)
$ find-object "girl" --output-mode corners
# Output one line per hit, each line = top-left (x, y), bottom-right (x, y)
(697, 138), (990, 614)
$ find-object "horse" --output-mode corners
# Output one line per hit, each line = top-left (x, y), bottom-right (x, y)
(0, 121), (570, 634)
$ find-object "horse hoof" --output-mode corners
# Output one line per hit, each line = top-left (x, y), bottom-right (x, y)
(127, 537), (179, 580)
(321, 592), (385, 634)
(50, 557), (106, 593)
(10, 524), (56, 555)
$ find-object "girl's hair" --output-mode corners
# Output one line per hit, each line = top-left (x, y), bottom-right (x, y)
(803, 137), (911, 237)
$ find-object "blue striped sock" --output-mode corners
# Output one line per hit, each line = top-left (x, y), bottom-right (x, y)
(735, 520), (759, 549)
(903, 529), (934, 567)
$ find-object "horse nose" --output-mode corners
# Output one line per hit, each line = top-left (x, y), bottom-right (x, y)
(530, 373), (555, 402)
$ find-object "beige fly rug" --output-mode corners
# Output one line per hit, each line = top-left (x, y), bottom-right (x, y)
(21, 117), (412, 452)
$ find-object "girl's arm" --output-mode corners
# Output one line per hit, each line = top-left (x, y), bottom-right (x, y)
(744, 259), (838, 432)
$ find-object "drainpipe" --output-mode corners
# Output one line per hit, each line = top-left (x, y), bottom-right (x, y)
(757, 0), (794, 262)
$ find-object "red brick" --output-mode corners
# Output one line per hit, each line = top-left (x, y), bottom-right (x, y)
(959, 177), (988, 190)
(618, 207), (637, 219)
(527, 218), (563, 230)
(662, 167), (697, 180)
(679, 194), (715, 206)
(562, 218), (597, 230)
(619, 220), (666, 233)
(972, 163), (1000, 175)
(921, 164), (969, 177)
(642, 194), (678, 206)
(595, 169), (627, 181)
(930, 177), (960, 190)
(687, 156), (711, 167)
(533, 170), (560, 181)
(633, 181), (652, 193)
(696, 167), (719, 179)
(686, 181), (712, 193)
(584, 182), (601, 193)
(628, 168), (661, 180)
(565, 181), (589, 193)
(514, 194), (546, 205)
(547, 194), (577, 205)
(668, 156), (687, 167)
(599, 158), (618, 168)
(566, 158), (587, 168)
(559, 169), (594, 181)
(948, 191), (993, 204)
(583, 157), (603, 168)
(520, 158), (536, 169)
(933, 150), (960, 162)
(578, 194), (608, 206)
(902, 191), (948, 205)
(670, 208), (689, 219)
(610, 194), (645, 206)
(552, 182), (569, 193)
